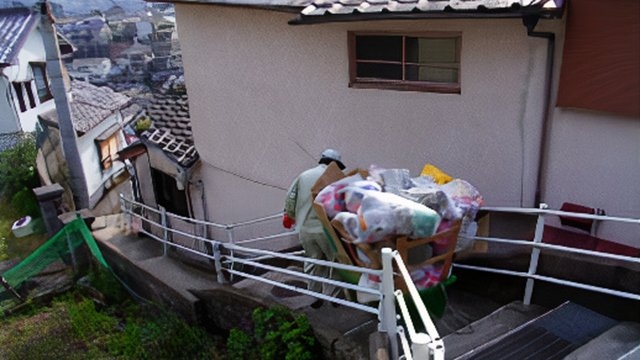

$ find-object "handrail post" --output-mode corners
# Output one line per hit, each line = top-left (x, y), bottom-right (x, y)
(524, 203), (547, 305)
(160, 206), (168, 256)
(380, 248), (399, 360)
(213, 242), (226, 284)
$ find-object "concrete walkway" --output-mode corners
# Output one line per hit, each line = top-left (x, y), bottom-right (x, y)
(90, 214), (510, 359)
(90, 215), (376, 359)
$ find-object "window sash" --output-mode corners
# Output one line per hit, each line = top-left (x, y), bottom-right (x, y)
(98, 134), (119, 170)
(31, 63), (53, 102)
(12, 82), (26, 112)
(349, 32), (461, 93)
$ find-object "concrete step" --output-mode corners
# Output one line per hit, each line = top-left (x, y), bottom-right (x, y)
(457, 301), (618, 360)
(443, 301), (548, 360)
(563, 321), (640, 360)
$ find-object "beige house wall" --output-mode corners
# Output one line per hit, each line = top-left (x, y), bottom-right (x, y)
(175, 5), (639, 246)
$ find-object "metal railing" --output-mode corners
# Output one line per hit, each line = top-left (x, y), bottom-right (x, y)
(120, 195), (639, 358)
(120, 194), (443, 360)
(454, 204), (640, 305)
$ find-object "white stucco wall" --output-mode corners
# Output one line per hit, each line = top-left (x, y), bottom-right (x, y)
(77, 114), (126, 206)
(1, 24), (56, 133)
(176, 5), (638, 246)
(0, 77), (19, 133)
(543, 107), (640, 246)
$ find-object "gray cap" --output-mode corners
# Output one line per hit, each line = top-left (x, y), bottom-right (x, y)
(319, 148), (345, 170)
(321, 148), (342, 162)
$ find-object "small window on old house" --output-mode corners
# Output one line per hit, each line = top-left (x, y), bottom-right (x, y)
(151, 168), (189, 217)
(24, 82), (36, 109)
(12, 83), (26, 112)
(31, 63), (53, 103)
(349, 32), (461, 93)
(98, 133), (119, 170)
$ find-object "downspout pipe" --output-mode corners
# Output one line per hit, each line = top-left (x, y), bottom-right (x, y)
(523, 14), (555, 207)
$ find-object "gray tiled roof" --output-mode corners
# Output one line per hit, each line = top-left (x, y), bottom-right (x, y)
(145, 93), (193, 144)
(39, 81), (131, 134)
(0, 131), (23, 152)
(0, 7), (37, 65)
(294, 0), (565, 23)
(142, 93), (199, 167)
(70, 81), (131, 133)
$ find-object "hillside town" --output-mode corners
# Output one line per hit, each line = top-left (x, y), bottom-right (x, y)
(0, 0), (194, 217)
(0, 0), (638, 359)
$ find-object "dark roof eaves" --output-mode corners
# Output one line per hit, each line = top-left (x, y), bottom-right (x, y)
(161, 0), (306, 12)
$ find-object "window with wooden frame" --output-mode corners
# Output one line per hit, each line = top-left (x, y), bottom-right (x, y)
(30, 63), (53, 103)
(98, 133), (119, 170)
(12, 82), (27, 112)
(348, 32), (461, 93)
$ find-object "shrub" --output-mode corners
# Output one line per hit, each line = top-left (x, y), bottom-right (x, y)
(0, 135), (39, 199)
(10, 188), (40, 218)
(134, 117), (152, 133)
(227, 306), (322, 360)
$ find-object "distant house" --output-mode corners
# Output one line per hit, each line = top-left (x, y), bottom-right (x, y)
(119, 91), (201, 218)
(68, 57), (112, 83)
(57, 15), (112, 59)
(166, 0), (639, 247)
(150, 22), (176, 72)
(0, 7), (63, 138)
(115, 39), (152, 77)
(37, 80), (137, 214)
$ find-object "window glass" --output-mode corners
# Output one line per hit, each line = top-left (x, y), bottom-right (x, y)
(12, 83), (26, 112)
(151, 168), (189, 216)
(356, 35), (402, 62)
(25, 82), (36, 108)
(357, 63), (402, 80)
(99, 134), (118, 170)
(350, 32), (461, 93)
(31, 64), (52, 102)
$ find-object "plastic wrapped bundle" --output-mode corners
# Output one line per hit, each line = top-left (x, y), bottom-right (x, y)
(340, 180), (382, 213)
(368, 166), (413, 195)
(314, 173), (364, 218)
(400, 185), (462, 220)
(334, 191), (441, 244)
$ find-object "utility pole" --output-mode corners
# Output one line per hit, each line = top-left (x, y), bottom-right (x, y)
(38, 0), (89, 209)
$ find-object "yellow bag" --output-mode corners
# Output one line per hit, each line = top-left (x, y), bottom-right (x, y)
(420, 164), (453, 185)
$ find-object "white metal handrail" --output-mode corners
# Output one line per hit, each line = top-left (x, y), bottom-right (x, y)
(455, 204), (640, 304)
(119, 194), (442, 360)
(120, 195), (640, 359)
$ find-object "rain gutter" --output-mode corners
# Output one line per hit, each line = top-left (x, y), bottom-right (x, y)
(522, 14), (555, 207)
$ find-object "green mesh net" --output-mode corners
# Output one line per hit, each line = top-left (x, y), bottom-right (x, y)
(1, 217), (108, 301)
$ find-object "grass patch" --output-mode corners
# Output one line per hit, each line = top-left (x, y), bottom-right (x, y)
(0, 196), (47, 262)
(0, 268), (225, 360)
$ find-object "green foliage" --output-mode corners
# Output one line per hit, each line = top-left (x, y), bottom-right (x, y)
(0, 280), (224, 359)
(0, 196), (47, 261)
(87, 266), (128, 304)
(227, 306), (322, 360)
(66, 297), (118, 341)
(226, 328), (253, 359)
(102, 304), (221, 360)
(10, 188), (40, 218)
(0, 135), (39, 199)
(134, 117), (152, 133)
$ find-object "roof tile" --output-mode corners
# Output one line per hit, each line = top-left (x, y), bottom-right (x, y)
(142, 92), (198, 167)
(0, 8), (37, 65)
